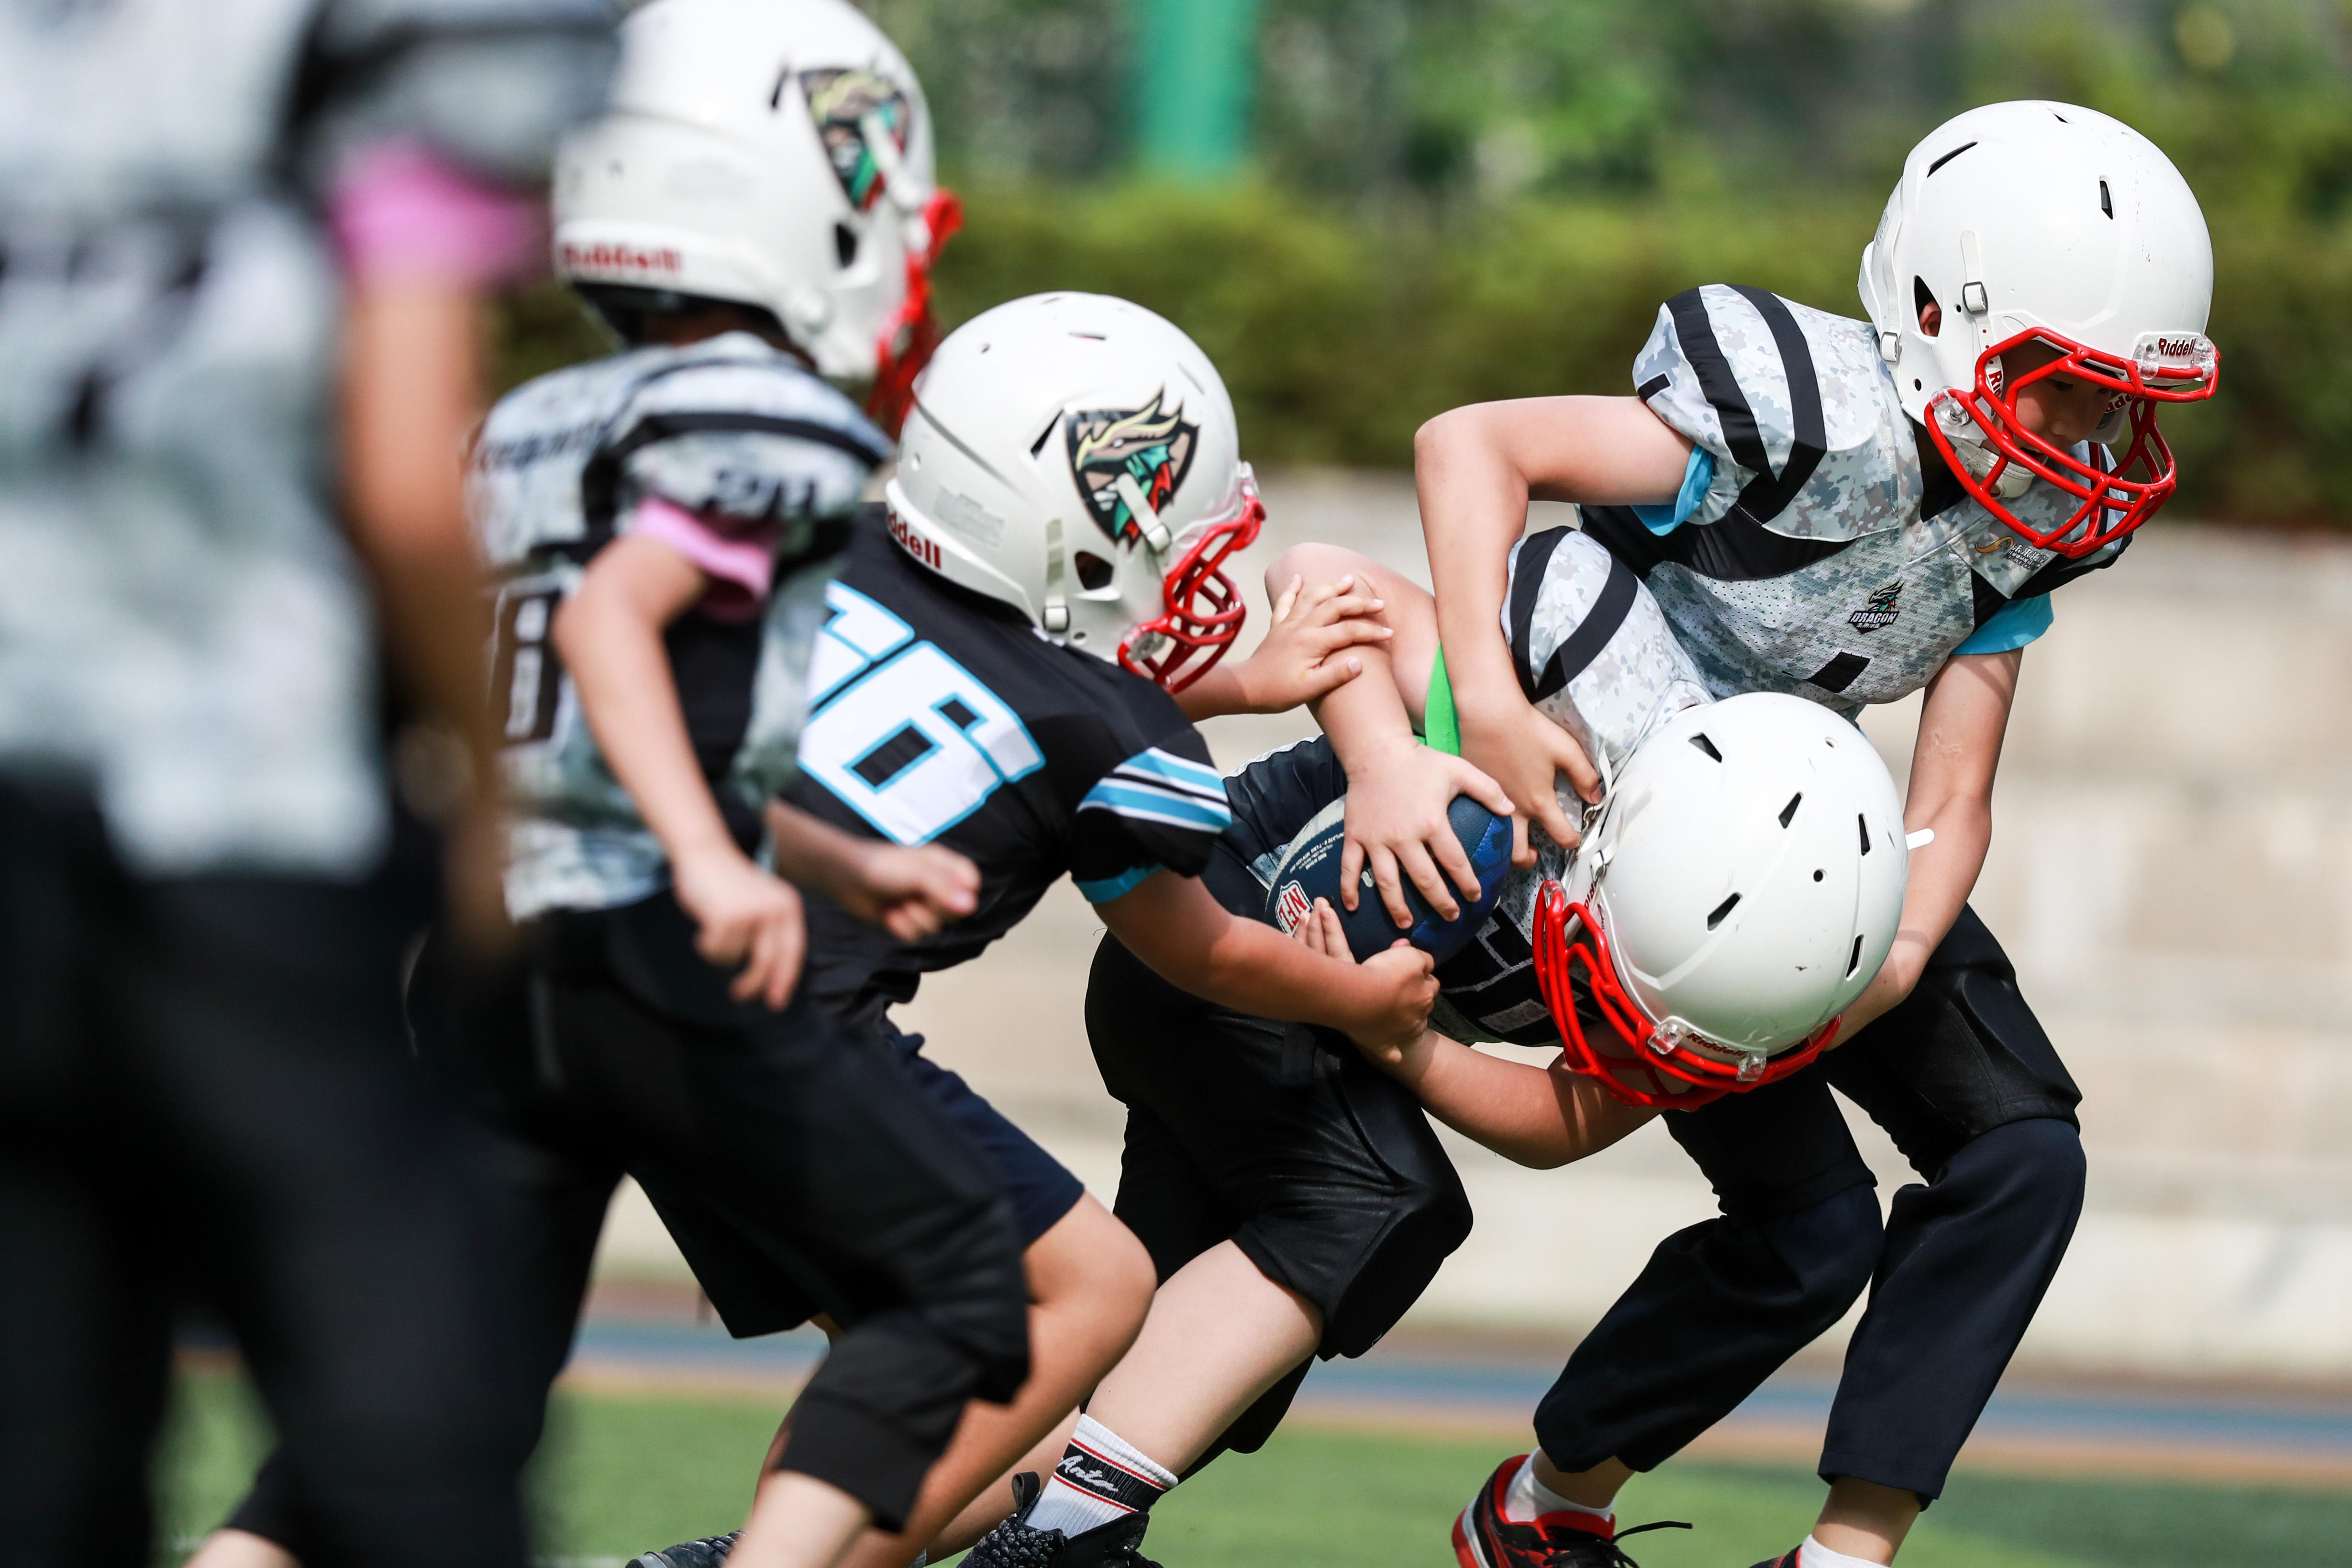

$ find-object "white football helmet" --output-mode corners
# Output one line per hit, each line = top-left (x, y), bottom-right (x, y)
(1858, 100), (2218, 557)
(553, 0), (957, 430)
(1532, 694), (1909, 1107)
(886, 293), (1265, 691)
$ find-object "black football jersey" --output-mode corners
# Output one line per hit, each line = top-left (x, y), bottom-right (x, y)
(789, 514), (1232, 1026)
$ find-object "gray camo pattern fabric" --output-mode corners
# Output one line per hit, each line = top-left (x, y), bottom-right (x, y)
(472, 334), (881, 919)
(0, 0), (612, 875)
(1631, 285), (2116, 716)
(1427, 529), (1710, 1048)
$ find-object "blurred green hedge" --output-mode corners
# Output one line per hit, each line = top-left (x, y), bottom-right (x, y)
(497, 183), (2348, 528)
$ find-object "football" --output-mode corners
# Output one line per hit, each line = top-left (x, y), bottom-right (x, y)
(1263, 793), (1513, 964)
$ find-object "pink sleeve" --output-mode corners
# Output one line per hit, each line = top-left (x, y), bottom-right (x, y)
(329, 140), (547, 289)
(628, 496), (784, 622)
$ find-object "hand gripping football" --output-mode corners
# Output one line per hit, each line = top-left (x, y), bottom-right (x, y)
(1263, 794), (1512, 964)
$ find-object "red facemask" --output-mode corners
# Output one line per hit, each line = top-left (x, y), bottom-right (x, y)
(1531, 880), (1840, 1110)
(865, 187), (964, 439)
(1116, 471), (1266, 694)
(1926, 325), (2217, 559)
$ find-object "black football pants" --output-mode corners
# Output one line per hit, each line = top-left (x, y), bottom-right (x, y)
(227, 890), (1032, 1548)
(0, 778), (531, 1568)
(1534, 906), (2086, 1503)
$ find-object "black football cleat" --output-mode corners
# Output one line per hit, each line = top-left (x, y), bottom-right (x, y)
(1454, 1454), (1691, 1568)
(1747, 1553), (1802, 1568)
(964, 1473), (1163, 1568)
(628, 1532), (740, 1568)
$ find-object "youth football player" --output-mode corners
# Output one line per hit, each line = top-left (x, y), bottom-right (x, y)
(631, 289), (1441, 1568)
(1394, 101), (2219, 1568)
(194, 6), (1037, 1568)
(0, 4), (613, 1565)
(955, 514), (1906, 1568)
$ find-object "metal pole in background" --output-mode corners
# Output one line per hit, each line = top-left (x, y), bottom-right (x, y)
(1134, 0), (1263, 180)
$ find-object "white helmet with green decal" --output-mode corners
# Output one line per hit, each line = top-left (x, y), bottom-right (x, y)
(885, 292), (1265, 692)
(553, 0), (956, 431)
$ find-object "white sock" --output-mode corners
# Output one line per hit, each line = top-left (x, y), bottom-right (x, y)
(1798, 1535), (1888, 1568)
(1024, 1416), (1179, 1538)
(1499, 1454), (1613, 1531)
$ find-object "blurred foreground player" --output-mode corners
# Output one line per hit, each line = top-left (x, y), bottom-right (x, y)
(0, 4), (613, 1568)
(198, 7), (1036, 1568)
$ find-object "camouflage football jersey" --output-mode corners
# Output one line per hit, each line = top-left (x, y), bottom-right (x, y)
(0, 0), (611, 876)
(1222, 526), (1709, 1050)
(470, 333), (888, 919)
(1579, 284), (2127, 716)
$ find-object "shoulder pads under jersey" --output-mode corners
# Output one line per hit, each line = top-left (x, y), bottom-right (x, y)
(1632, 285), (1921, 543)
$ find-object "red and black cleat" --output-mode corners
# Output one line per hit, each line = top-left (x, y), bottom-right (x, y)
(1454, 1455), (1692, 1568)
(1746, 1553), (1803, 1568)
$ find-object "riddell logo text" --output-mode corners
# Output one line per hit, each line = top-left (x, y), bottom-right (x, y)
(888, 512), (942, 570)
(2153, 337), (2202, 359)
(560, 243), (681, 275)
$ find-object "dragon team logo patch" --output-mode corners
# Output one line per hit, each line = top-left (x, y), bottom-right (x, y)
(1066, 392), (1198, 545)
(1847, 581), (1903, 634)
(801, 68), (911, 211)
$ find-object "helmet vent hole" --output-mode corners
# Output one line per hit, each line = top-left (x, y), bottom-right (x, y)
(1778, 792), (1802, 828)
(2099, 179), (2113, 219)
(1689, 733), (1722, 762)
(1846, 933), (1866, 977)
(1857, 814), (1871, 854)
(1913, 277), (1940, 337)
(1706, 893), (1742, 930)
(1029, 418), (1054, 457)
(1074, 551), (1114, 591)
(769, 66), (791, 111)
(833, 224), (858, 268)
(1925, 141), (1977, 177)
(1813, 869), (1824, 882)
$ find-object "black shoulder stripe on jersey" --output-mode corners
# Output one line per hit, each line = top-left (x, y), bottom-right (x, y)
(1580, 503), (1853, 583)
(1509, 527), (1573, 700)
(1664, 289), (1773, 478)
(1723, 287), (1827, 528)
(1530, 553), (1638, 701)
(577, 411), (888, 542)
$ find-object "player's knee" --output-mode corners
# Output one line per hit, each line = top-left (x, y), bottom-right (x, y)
(1955, 1117), (2085, 1231)
(1774, 1182), (1884, 1329)
(1028, 1195), (1157, 1352)
(1264, 540), (1375, 601)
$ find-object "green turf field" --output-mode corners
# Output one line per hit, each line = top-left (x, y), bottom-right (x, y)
(159, 1372), (2352, 1567)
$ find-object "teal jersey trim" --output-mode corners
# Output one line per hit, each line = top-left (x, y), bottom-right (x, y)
(1076, 863), (1160, 903)
(1953, 593), (2053, 656)
(1629, 445), (1714, 535)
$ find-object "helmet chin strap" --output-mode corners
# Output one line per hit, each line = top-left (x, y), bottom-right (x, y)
(1112, 474), (1174, 554)
(1934, 397), (2035, 500)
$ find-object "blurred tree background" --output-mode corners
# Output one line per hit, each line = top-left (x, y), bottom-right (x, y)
(508, 0), (2352, 524)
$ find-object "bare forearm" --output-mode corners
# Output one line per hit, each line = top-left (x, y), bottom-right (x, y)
(1414, 412), (1525, 707)
(341, 284), (499, 780)
(1393, 1038), (1651, 1169)
(765, 800), (875, 901)
(1144, 913), (1387, 1031)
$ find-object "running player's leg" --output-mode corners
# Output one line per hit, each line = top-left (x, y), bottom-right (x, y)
(1515, 1071), (1881, 1521)
(818, 1032), (1152, 1568)
(133, 876), (537, 1568)
(959, 931), (1470, 1564)
(541, 901), (1030, 1568)
(0, 779), (175, 1568)
(1796, 905), (2084, 1565)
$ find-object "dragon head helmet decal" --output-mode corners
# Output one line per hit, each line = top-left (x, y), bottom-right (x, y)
(801, 67), (912, 211)
(1066, 392), (1199, 547)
